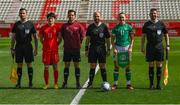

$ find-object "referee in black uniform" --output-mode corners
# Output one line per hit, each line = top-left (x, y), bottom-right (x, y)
(141, 8), (170, 90)
(11, 8), (38, 88)
(85, 12), (111, 88)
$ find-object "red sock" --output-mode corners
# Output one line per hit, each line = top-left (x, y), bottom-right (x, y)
(54, 69), (59, 84)
(44, 69), (49, 85)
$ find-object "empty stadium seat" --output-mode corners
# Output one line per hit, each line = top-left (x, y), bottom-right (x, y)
(0, 0), (179, 21)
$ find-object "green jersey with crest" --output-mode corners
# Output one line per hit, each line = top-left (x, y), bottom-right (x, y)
(112, 23), (132, 47)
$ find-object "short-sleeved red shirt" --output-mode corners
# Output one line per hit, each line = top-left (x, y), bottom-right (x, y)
(60, 21), (85, 52)
(39, 24), (60, 52)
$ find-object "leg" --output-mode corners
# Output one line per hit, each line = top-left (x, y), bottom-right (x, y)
(155, 48), (164, 90)
(125, 65), (134, 90)
(112, 60), (119, 90)
(62, 62), (70, 88)
(27, 63), (33, 88)
(99, 63), (107, 82)
(43, 65), (49, 89)
(16, 63), (23, 88)
(15, 46), (23, 88)
(25, 44), (34, 88)
(52, 52), (59, 89)
(73, 50), (81, 89)
(113, 60), (120, 84)
(87, 63), (96, 88)
(148, 61), (155, 89)
(156, 61), (163, 89)
(74, 62), (81, 89)
(53, 64), (59, 89)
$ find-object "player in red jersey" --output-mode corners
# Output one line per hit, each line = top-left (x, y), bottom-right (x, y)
(39, 12), (61, 89)
(60, 10), (85, 89)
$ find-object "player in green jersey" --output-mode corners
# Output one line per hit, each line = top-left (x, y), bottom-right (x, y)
(111, 12), (135, 90)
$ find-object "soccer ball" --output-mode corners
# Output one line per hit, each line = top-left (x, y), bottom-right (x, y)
(101, 82), (111, 91)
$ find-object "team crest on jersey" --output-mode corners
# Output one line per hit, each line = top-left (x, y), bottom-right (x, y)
(74, 27), (79, 30)
(157, 30), (162, 35)
(99, 33), (104, 38)
(66, 27), (69, 31)
(25, 29), (30, 34)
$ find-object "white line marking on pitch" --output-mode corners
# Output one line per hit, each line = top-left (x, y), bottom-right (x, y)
(70, 63), (99, 105)
(70, 45), (112, 105)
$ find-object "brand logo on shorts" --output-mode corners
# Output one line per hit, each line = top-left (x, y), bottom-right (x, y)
(99, 33), (104, 38)
(157, 30), (162, 35)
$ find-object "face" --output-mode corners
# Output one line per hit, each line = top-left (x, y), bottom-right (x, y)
(47, 17), (55, 25)
(19, 10), (27, 20)
(150, 10), (158, 20)
(68, 12), (76, 22)
(93, 12), (101, 23)
(118, 14), (126, 23)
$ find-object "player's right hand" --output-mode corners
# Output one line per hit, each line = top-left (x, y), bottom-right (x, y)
(85, 51), (88, 57)
(141, 47), (145, 55)
(113, 48), (117, 55)
(33, 48), (38, 56)
(10, 48), (15, 58)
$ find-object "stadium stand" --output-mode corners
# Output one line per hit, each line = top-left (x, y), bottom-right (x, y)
(1, 0), (179, 21)
(0, 0), (13, 21)
(0, 0), (180, 37)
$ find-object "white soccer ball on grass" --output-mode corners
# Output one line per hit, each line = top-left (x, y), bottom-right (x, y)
(101, 82), (111, 91)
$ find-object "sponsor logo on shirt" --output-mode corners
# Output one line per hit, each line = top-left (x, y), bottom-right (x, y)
(73, 27), (79, 30)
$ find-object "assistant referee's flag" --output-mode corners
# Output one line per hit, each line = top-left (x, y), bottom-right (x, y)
(164, 48), (169, 86)
(10, 57), (18, 84)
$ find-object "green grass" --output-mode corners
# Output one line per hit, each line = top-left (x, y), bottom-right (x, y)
(0, 37), (180, 104)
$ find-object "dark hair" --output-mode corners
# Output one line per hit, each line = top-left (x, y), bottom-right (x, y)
(150, 8), (158, 12)
(47, 12), (56, 18)
(119, 12), (125, 15)
(19, 8), (27, 13)
(68, 9), (76, 16)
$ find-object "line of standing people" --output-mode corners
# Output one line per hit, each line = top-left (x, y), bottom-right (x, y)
(10, 8), (169, 90)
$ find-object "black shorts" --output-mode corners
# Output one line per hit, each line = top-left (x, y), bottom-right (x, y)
(88, 46), (106, 63)
(15, 44), (34, 63)
(63, 50), (81, 62)
(146, 45), (164, 62)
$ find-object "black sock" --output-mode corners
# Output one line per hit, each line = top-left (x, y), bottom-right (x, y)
(75, 68), (80, 84)
(28, 67), (33, 84)
(149, 67), (154, 86)
(100, 68), (107, 82)
(17, 68), (22, 85)
(64, 68), (69, 83)
(89, 68), (95, 83)
(157, 67), (162, 86)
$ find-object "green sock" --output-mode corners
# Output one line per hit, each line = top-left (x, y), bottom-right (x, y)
(113, 69), (119, 84)
(126, 68), (131, 85)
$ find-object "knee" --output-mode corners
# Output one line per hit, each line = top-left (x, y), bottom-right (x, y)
(156, 62), (162, 67)
(149, 62), (154, 67)
(99, 63), (105, 69)
(27, 63), (32, 68)
(115, 66), (119, 70)
(90, 63), (96, 69)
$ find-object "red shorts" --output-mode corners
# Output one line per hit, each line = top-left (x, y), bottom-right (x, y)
(42, 51), (59, 65)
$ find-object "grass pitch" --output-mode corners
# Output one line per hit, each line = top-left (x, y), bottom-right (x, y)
(0, 37), (180, 104)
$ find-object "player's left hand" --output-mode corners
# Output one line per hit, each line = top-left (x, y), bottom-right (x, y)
(106, 50), (110, 56)
(33, 48), (38, 56)
(128, 46), (132, 54)
(166, 45), (170, 51)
